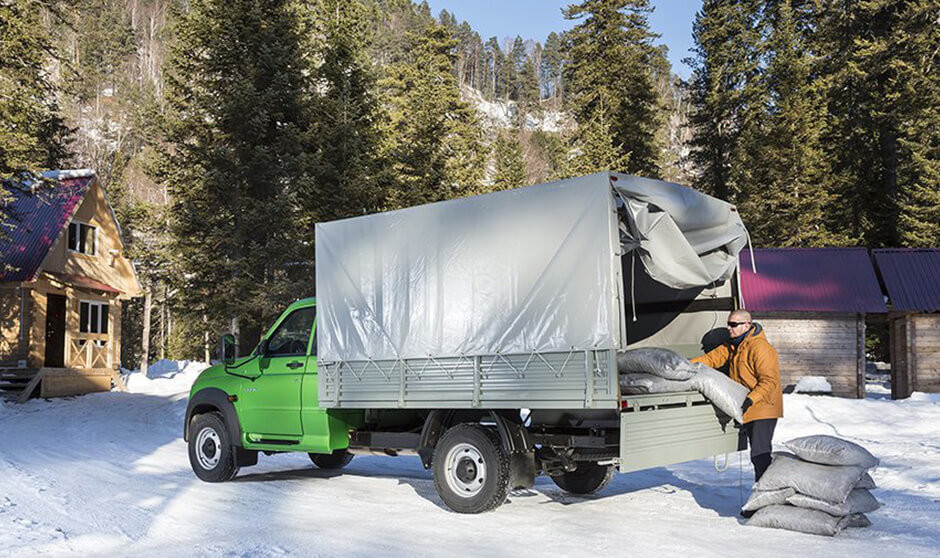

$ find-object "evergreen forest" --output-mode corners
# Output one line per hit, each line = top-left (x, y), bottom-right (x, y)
(1, 0), (938, 362)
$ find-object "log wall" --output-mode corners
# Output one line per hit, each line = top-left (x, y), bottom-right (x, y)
(892, 314), (940, 397)
(758, 313), (865, 399)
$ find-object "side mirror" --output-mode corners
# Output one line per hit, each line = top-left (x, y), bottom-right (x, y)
(256, 337), (270, 357)
(221, 334), (237, 367)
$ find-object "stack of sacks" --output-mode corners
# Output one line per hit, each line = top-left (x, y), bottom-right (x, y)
(618, 348), (749, 423)
(745, 435), (881, 536)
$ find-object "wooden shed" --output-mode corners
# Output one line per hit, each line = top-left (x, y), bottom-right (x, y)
(738, 248), (887, 398)
(873, 249), (940, 398)
(1, 170), (142, 400)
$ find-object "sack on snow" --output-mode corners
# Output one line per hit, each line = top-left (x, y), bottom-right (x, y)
(784, 435), (879, 469)
(755, 454), (865, 504)
(619, 373), (693, 394)
(688, 364), (749, 423)
(856, 472), (877, 489)
(742, 487), (796, 512)
(616, 348), (697, 380)
(747, 504), (853, 536)
(841, 513), (872, 528)
(787, 488), (881, 516)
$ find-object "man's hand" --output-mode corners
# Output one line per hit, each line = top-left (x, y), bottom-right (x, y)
(741, 397), (753, 414)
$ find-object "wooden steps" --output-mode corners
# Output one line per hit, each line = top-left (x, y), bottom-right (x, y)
(0, 369), (39, 400)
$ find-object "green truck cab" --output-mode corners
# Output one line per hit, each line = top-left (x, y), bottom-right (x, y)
(184, 173), (750, 513)
(186, 298), (362, 479)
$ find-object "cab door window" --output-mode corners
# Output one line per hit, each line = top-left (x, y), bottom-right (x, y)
(266, 308), (315, 357)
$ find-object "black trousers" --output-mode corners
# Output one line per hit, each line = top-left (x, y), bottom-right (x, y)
(742, 418), (777, 482)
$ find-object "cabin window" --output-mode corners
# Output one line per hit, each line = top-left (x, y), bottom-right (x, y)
(79, 301), (109, 334)
(68, 221), (96, 255)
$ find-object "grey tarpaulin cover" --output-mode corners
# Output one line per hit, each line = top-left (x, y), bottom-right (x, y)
(315, 172), (748, 362)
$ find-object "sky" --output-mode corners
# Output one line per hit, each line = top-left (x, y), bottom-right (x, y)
(423, 0), (701, 79)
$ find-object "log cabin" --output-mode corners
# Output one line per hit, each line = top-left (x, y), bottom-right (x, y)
(1, 170), (142, 401)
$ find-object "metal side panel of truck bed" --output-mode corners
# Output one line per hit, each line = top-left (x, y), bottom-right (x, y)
(318, 348), (619, 409)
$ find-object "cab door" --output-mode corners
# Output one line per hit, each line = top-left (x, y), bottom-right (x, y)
(238, 306), (316, 438)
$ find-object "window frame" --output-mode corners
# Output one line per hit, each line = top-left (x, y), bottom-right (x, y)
(264, 307), (316, 358)
(67, 220), (97, 256)
(79, 300), (109, 335)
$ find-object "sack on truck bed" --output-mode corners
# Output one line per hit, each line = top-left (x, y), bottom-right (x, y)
(784, 435), (880, 469)
(618, 373), (693, 395)
(616, 348), (697, 380)
(747, 505), (861, 537)
(688, 364), (749, 424)
(755, 454), (866, 504)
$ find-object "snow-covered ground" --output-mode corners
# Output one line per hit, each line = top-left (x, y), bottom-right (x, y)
(1, 362), (938, 557)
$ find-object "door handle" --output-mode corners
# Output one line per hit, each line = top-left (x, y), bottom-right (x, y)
(287, 361), (304, 369)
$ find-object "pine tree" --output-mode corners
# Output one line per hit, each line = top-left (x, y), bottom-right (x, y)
(301, 0), (389, 227)
(0, 0), (72, 178)
(564, 0), (663, 177)
(736, 1), (844, 247)
(686, 0), (764, 202)
(565, 113), (630, 177)
(820, 0), (940, 247)
(541, 32), (566, 107)
(380, 22), (486, 207)
(492, 131), (526, 190)
(158, 0), (315, 348)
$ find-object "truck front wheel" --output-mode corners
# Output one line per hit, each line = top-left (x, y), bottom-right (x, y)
(432, 424), (511, 513)
(188, 412), (239, 482)
(309, 449), (354, 469)
(551, 463), (615, 495)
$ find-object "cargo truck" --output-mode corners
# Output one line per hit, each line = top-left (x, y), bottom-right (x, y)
(184, 172), (750, 513)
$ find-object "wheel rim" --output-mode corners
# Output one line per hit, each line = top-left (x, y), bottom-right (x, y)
(444, 442), (487, 498)
(195, 427), (222, 470)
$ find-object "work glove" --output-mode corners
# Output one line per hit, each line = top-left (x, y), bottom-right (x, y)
(741, 397), (754, 414)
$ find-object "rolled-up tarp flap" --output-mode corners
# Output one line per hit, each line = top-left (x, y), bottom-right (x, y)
(611, 173), (748, 290)
(315, 173), (622, 363)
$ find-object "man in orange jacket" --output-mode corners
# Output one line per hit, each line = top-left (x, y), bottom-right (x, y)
(690, 309), (783, 484)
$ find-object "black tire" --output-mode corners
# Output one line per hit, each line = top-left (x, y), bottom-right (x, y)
(552, 463), (615, 495)
(432, 423), (511, 514)
(309, 449), (354, 469)
(188, 412), (239, 482)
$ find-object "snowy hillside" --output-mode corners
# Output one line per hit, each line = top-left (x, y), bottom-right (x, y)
(0, 362), (938, 556)
(463, 86), (571, 133)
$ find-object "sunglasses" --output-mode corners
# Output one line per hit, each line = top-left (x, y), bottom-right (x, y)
(727, 321), (751, 328)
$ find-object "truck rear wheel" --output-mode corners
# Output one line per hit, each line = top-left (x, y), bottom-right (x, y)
(309, 449), (354, 469)
(188, 412), (239, 482)
(432, 424), (511, 513)
(551, 463), (615, 495)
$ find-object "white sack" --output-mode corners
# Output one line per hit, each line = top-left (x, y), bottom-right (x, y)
(856, 473), (877, 489)
(688, 364), (749, 423)
(747, 505), (849, 537)
(842, 513), (872, 528)
(742, 487), (796, 512)
(787, 488), (881, 516)
(618, 373), (693, 394)
(616, 348), (697, 380)
(755, 454), (866, 504)
(784, 435), (880, 469)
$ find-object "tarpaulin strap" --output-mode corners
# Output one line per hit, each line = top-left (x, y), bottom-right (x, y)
(630, 251), (637, 322)
(736, 256), (746, 310)
(714, 452), (730, 472)
(740, 219), (757, 274)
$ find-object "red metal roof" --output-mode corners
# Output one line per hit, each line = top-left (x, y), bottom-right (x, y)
(739, 248), (887, 313)
(46, 272), (122, 295)
(872, 249), (940, 312)
(1, 172), (94, 282)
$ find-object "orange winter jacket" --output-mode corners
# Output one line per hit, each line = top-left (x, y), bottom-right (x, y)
(690, 325), (783, 422)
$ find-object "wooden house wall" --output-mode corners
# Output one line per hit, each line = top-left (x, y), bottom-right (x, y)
(758, 313), (865, 398)
(40, 178), (140, 297)
(0, 287), (30, 365)
(891, 314), (940, 397)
